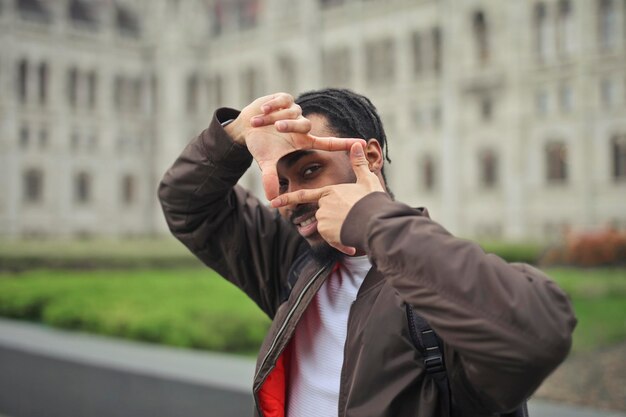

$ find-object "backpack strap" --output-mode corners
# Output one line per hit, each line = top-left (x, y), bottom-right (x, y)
(405, 304), (451, 417)
(503, 402), (529, 417)
(405, 304), (529, 417)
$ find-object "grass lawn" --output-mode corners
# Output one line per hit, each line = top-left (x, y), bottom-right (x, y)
(547, 268), (626, 352)
(0, 267), (623, 354)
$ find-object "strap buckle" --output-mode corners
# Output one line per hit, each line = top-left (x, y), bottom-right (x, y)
(424, 354), (445, 374)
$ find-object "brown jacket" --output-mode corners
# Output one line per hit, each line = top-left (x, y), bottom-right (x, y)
(158, 109), (576, 417)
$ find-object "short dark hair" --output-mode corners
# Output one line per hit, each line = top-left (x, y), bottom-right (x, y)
(295, 88), (391, 166)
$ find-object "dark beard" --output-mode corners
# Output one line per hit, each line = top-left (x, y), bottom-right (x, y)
(309, 240), (343, 264)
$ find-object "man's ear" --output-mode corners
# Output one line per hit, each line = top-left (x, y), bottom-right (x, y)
(365, 138), (384, 173)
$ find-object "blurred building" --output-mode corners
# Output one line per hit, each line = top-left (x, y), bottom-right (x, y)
(1, 0), (625, 240)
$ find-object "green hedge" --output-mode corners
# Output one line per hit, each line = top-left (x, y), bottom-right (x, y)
(0, 267), (624, 354)
(479, 241), (544, 265)
(0, 269), (270, 354)
(0, 238), (203, 271)
(0, 239), (546, 271)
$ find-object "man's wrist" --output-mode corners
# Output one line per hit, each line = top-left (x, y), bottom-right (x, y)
(223, 118), (247, 146)
(215, 108), (246, 146)
(341, 192), (392, 251)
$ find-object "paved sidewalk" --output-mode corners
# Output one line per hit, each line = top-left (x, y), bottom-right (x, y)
(0, 318), (624, 417)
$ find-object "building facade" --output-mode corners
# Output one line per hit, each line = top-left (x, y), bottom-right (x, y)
(1, 0), (625, 240)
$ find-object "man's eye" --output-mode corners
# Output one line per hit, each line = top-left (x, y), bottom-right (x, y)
(302, 165), (321, 177)
(279, 180), (288, 193)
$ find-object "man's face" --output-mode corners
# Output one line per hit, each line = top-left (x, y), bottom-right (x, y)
(276, 113), (357, 252)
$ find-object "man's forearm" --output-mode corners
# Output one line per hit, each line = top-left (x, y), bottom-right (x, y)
(158, 109), (252, 249)
(341, 192), (576, 411)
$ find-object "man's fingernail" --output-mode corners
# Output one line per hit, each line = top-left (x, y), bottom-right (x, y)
(276, 121), (286, 131)
(354, 144), (364, 156)
(262, 105), (271, 113)
(251, 117), (262, 127)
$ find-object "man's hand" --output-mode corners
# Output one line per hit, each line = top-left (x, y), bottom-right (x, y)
(270, 142), (385, 255)
(225, 93), (311, 144)
(225, 93), (367, 200)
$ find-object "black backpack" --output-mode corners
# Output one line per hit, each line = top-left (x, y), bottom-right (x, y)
(405, 304), (530, 417)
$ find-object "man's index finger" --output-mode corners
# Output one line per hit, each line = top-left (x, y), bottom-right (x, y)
(270, 188), (326, 208)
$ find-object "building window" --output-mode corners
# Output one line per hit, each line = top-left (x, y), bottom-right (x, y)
(68, 0), (98, 28)
(240, 67), (263, 105)
(432, 27), (442, 74)
(206, 74), (223, 110)
(421, 155), (435, 191)
(38, 62), (48, 105)
(432, 106), (442, 128)
(480, 96), (493, 122)
(70, 131), (80, 151)
(365, 38), (396, 84)
(18, 59), (28, 104)
(559, 83), (573, 113)
(211, 0), (226, 36)
(121, 174), (136, 205)
(87, 71), (97, 109)
(39, 129), (48, 149)
(210, 0), (260, 34)
(67, 67), (78, 107)
(598, 0), (617, 49)
(186, 74), (199, 113)
(319, 0), (345, 8)
(19, 126), (29, 149)
(322, 47), (351, 87)
(277, 55), (297, 93)
(546, 142), (568, 182)
(74, 171), (92, 204)
(411, 31), (423, 76)
(115, 4), (140, 38)
(535, 88), (549, 116)
(472, 11), (489, 65)
(150, 74), (158, 114)
(17, 0), (51, 23)
(600, 78), (615, 108)
(479, 149), (498, 188)
(132, 78), (142, 112)
(88, 134), (98, 151)
(412, 106), (424, 128)
(557, 0), (574, 56)
(113, 75), (123, 110)
(237, 0), (260, 30)
(23, 169), (44, 204)
(612, 135), (626, 180)
(533, 2), (549, 61)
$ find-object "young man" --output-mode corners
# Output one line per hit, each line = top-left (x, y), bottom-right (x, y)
(158, 88), (576, 417)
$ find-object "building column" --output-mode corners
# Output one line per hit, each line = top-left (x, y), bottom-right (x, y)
(440, 0), (461, 235)
(503, 1), (527, 241)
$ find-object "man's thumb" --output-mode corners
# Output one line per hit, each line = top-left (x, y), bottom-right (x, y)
(350, 142), (370, 181)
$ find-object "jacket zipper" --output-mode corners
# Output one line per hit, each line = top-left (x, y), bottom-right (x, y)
(337, 301), (357, 417)
(253, 264), (329, 415)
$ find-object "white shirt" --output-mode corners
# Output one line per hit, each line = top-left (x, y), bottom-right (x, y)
(286, 255), (372, 417)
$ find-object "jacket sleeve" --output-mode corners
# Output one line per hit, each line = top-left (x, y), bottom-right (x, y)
(157, 108), (306, 318)
(341, 192), (577, 413)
